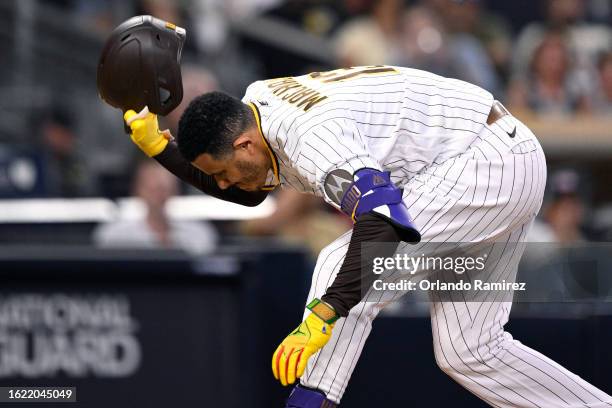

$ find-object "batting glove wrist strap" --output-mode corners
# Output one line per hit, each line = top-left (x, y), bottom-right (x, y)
(306, 298), (339, 325)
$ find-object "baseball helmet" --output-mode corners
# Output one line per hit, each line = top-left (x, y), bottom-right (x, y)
(97, 15), (186, 116)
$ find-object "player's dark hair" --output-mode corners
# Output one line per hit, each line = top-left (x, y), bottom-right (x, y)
(177, 91), (255, 161)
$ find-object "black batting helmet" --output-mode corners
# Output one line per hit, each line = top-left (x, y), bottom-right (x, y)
(97, 15), (186, 116)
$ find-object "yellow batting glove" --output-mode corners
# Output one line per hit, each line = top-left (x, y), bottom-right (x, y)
(123, 106), (171, 157)
(272, 299), (338, 386)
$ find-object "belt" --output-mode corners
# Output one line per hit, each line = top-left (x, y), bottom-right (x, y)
(486, 100), (510, 125)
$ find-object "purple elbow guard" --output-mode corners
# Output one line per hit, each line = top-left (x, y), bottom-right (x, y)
(340, 169), (421, 243)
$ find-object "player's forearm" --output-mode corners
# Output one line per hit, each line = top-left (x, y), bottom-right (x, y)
(154, 141), (268, 207)
(321, 213), (400, 317)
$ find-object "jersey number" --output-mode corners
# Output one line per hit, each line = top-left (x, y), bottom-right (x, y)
(308, 65), (399, 83)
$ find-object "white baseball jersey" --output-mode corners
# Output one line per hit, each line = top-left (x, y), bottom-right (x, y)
(241, 66), (494, 201)
(241, 67), (612, 406)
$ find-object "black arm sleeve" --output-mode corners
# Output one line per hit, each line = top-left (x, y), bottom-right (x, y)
(154, 142), (268, 207)
(321, 213), (401, 317)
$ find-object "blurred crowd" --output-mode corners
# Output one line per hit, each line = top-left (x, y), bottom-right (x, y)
(1, 0), (612, 251)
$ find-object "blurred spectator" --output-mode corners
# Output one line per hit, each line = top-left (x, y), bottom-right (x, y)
(161, 64), (219, 136)
(226, 0), (284, 20)
(38, 105), (92, 197)
(190, 0), (283, 56)
(585, 51), (612, 113)
(398, 5), (500, 94)
(74, 91), (135, 198)
(242, 189), (351, 257)
(507, 31), (590, 114)
(191, 0), (231, 55)
(73, 0), (131, 35)
(333, 0), (405, 66)
(137, 0), (182, 27)
(428, 0), (513, 86)
(399, 6), (447, 72)
(512, 0), (612, 81)
(264, 0), (345, 38)
(528, 169), (588, 243)
(93, 160), (218, 255)
(135, 0), (199, 56)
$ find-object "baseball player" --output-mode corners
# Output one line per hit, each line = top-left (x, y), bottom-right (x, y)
(99, 17), (612, 408)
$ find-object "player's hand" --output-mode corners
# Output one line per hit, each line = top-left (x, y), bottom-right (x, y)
(124, 106), (173, 157)
(272, 313), (334, 386)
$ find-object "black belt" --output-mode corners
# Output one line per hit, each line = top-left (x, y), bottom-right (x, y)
(487, 100), (510, 125)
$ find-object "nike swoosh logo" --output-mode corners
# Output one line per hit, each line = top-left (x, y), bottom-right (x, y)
(507, 127), (517, 138)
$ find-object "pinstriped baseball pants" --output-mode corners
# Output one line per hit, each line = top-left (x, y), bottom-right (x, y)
(300, 115), (612, 406)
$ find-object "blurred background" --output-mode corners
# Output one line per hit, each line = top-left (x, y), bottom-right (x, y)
(0, 0), (611, 406)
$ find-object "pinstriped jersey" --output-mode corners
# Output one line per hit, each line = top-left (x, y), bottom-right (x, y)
(241, 66), (494, 207)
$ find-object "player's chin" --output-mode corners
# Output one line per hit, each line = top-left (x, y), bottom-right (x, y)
(237, 183), (258, 192)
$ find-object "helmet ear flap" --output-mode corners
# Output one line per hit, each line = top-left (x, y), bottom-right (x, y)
(159, 86), (171, 105)
(97, 15), (185, 116)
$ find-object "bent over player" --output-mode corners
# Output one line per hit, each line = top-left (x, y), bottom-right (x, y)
(98, 17), (612, 408)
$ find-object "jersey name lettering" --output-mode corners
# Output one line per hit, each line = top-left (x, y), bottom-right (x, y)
(266, 77), (328, 112)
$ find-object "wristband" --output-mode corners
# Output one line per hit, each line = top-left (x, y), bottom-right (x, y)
(306, 298), (339, 324)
